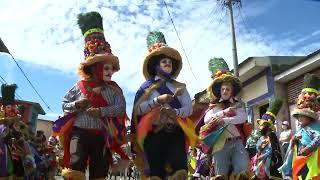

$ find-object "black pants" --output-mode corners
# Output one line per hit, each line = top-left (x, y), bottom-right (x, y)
(12, 158), (24, 177)
(282, 143), (289, 157)
(144, 127), (187, 179)
(69, 127), (110, 179)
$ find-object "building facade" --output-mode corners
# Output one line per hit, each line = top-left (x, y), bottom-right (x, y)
(239, 50), (320, 134)
(238, 56), (303, 133)
(36, 119), (53, 140)
(274, 49), (320, 131)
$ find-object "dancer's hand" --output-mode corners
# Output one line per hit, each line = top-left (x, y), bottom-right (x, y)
(86, 107), (101, 118)
(75, 99), (89, 109)
(223, 107), (236, 117)
(157, 94), (174, 104)
(211, 116), (224, 125)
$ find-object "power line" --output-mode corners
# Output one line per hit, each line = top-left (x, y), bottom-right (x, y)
(0, 75), (6, 84)
(7, 54), (53, 112)
(163, 0), (198, 80)
(0, 73), (23, 100)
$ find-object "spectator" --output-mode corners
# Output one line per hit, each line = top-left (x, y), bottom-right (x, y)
(279, 121), (292, 157)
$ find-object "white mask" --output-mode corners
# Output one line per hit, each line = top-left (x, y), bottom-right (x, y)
(102, 63), (114, 82)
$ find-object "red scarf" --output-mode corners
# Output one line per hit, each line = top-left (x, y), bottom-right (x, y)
(92, 62), (105, 82)
(77, 80), (108, 108)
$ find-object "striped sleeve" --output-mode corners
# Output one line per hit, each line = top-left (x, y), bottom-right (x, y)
(62, 85), (81, 113)
(100, 86), (126, 117)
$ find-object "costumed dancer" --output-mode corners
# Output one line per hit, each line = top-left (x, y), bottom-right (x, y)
(201, 57), (250, 179)
(192, 58), (229, 179)
(194, 58), (227, 133)
(279, 73), (320, 180)
(131, 31), (197, 180)
(253, 97), (283, 179)
(279, 121), (292, 158)
(192, 148), (211, 179)
(46, 136), (60, 180)
(0, 84), (16, 180)
(0, 84), (36, 180)
(53, 11), (127, 180)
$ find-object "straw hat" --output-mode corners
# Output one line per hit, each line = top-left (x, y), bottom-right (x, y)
(143, 31), (182, 80)
(206, 58), (242, 99)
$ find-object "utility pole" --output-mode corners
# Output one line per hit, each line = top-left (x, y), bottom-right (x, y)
(223, 0), (240, 77)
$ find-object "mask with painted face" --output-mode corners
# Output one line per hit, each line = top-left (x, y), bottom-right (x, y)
(92, 62), (114, 82)
(220, 82), (233, 100)
(259, 123), (270, 136)
(156, 58), (173, 80)
(159, 58), (173, 74)
(102, 63), (114, 82)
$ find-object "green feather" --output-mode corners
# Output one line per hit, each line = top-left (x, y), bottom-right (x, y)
(208, 57), (229, 75)
(146, 31), (166, 49)
(303, 73), (320, 90)
(1, 84), (17, 105)
(77, 11), (103, 35)
(267, 97), (283, 116)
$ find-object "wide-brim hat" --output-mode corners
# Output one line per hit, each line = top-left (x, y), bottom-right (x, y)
(256, 111), (276, 126)
(207, 72), (242, 99)
(143, 31), (182, 80)
(256, 119), (276, 132)
(79, 54), (120, 72)
(256, 116), (276, 132)
(143, 46), (182, 80)
(291, 108), (318, 120)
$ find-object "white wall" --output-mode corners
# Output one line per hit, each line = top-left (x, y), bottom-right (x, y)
(241, 75), (268, 103)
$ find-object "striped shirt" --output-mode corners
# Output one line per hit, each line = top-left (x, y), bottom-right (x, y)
(62, 83), (126, 129)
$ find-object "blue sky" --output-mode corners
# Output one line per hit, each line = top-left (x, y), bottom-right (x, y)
(0, 0), (319, 120)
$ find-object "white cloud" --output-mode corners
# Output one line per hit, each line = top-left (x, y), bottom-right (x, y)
(0, 0), (318, 118)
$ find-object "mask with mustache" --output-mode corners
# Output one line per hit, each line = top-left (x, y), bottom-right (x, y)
(156, 65), (172, 80)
